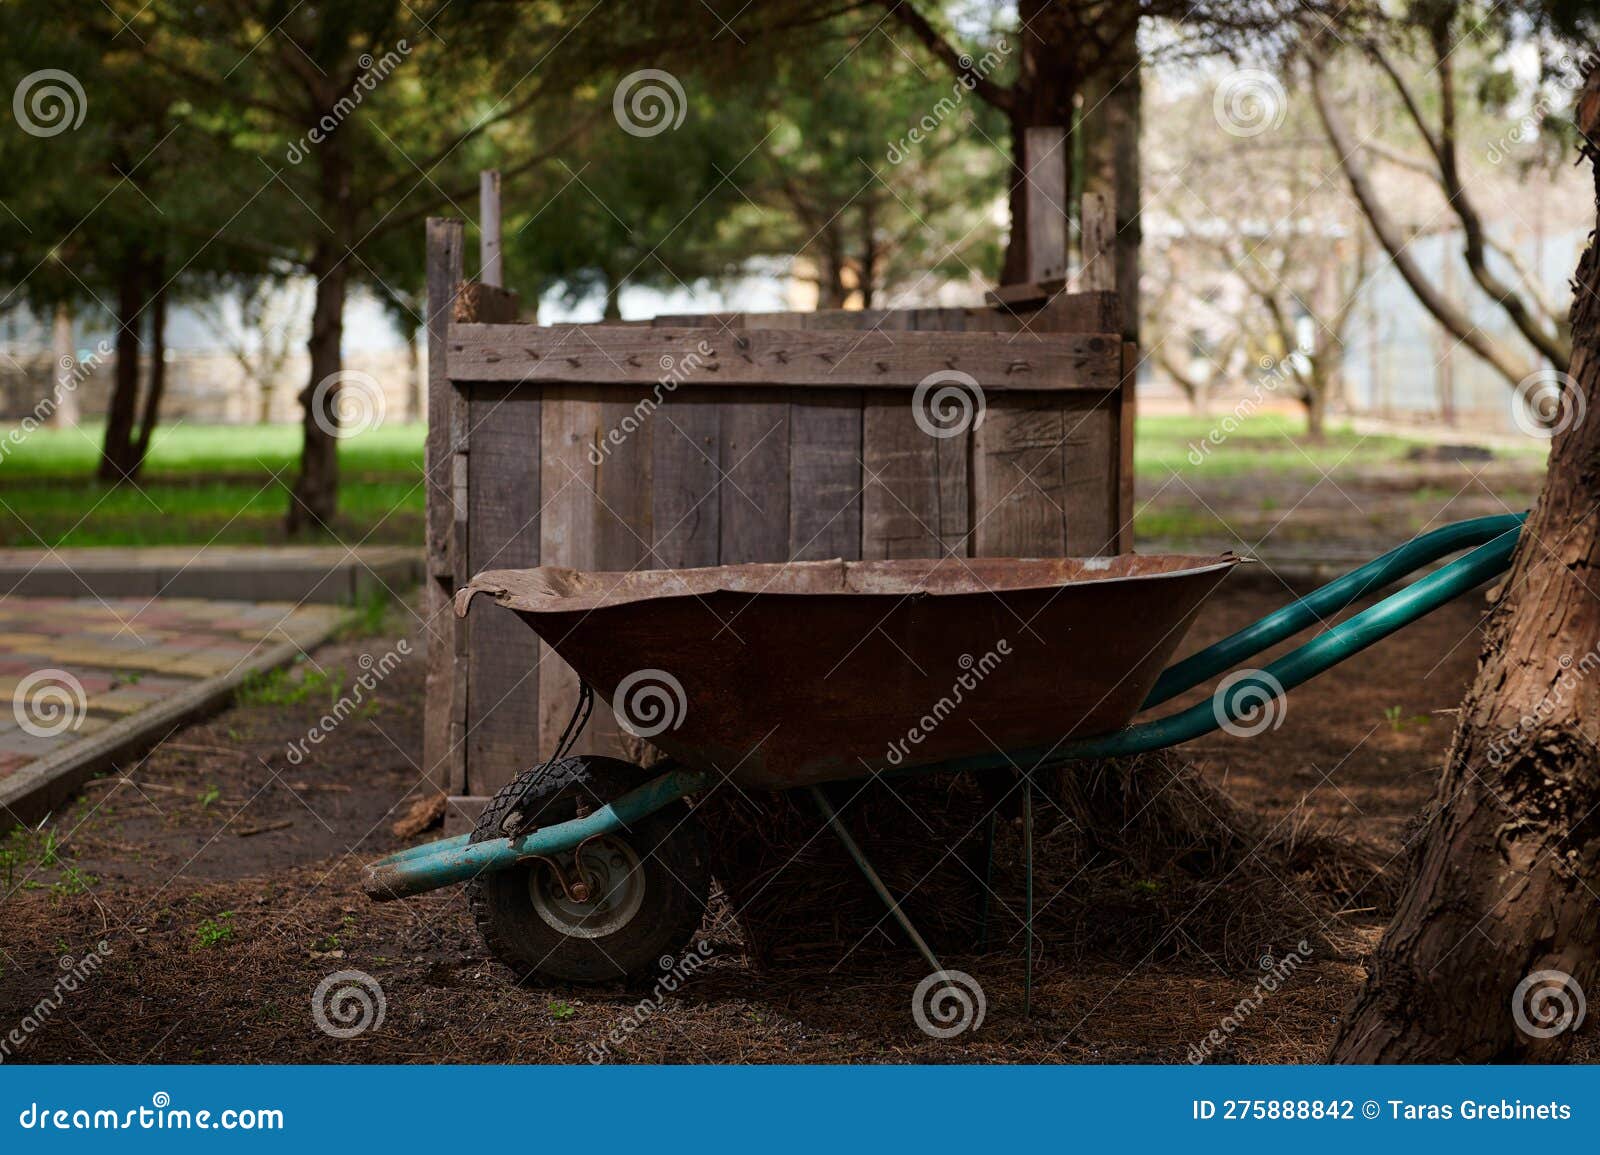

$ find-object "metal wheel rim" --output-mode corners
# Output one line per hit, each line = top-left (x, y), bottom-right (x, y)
(528, 836), (646, 939)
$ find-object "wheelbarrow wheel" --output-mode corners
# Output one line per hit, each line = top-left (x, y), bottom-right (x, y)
(466, 756), (709, 985)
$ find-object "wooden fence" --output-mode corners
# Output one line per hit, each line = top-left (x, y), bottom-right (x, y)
(420, 217), (1136, 821)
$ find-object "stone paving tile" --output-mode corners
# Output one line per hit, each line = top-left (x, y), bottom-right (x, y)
(0, 596), (343, 785)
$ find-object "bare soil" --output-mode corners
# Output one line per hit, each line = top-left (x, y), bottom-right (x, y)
(5, 577), (1591, 1064)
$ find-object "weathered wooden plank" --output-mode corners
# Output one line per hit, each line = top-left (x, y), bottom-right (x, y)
(1079, 190), (1116, 292)
(719, 392), (791, 564)
(447, 324), (1122, 391)
(1117, 341), (1138, 553)
(1024, 125), (1068, 283)
(971, 392), (1118, 558)
(650, 387), (722, 568)
(464, 385), (540, 795)
(422, 219), (465, 795)
(788, 389), (863, 561)
(425, 219), (465, 576)
(860, 310), (968, 560)
(537, 387), (602, 759)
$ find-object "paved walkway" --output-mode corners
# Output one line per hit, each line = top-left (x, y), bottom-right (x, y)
(0, 597), (348, 811)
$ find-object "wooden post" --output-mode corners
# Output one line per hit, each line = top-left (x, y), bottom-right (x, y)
(423, 218), (465, 796)
(1079, 192), (1116, 293)
(479, 170), (502, 288)
(1023, 126), (1067, 284)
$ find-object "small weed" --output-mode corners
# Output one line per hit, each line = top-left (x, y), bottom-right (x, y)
(51, 865), (96, 898)
(195, 912), (236, 948)
(1128, 878), (1163, 896)
(341, 588), (399, 640)
(197, 784), (221, 809)
(120, 670), (143, 686)
(548, 1000), (577, 1021)
(1383, 705), (1431, 733)
(238, 663), (341, 708)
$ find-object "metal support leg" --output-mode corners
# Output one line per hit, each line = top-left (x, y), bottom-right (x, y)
(977, 811), (997, 950)
(808, 786), (945, 978)
(1023, 779), (1034, 1017)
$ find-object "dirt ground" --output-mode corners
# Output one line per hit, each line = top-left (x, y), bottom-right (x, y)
(3, 575), (1588, 1064)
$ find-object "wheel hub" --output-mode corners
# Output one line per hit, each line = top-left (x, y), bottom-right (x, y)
(528, 836), (645, 939)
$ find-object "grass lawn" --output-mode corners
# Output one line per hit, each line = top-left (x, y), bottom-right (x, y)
(0, 423), (425, 548)
(0, 415), (1545, 550)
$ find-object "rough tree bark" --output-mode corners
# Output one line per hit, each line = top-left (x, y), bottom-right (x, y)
(1329, 73), (1600, 1063)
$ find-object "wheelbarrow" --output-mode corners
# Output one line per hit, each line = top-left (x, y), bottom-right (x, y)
(363, 513), (1524, 998)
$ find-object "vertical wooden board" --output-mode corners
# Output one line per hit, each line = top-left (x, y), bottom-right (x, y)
(971, 392), (1118, 558)
(788, 389), (863, 561)
(1117, 341), (1138, 553)
(859, 310), (969, 560)
(719, 392), (791, 563)
(1024, 125), (1068, 284)
(464, 386), (541, 795)
(537, 387), (602, 760)
(422, 219), (464, 794)
(651, 387), (722, 568)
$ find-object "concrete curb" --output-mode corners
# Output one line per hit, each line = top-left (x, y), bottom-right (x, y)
(0, 610), (353, 833)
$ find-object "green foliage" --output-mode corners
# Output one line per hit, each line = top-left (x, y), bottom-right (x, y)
(194, 912), (236, 949)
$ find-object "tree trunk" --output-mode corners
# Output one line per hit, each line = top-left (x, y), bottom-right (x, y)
(1302, 379), (1326, 442)
(99, 249), (146, 483)
(288, 246), (347, 534)
(1079, 14), (1141, 342)
(133, 273), (168, 465)
(407, 327), (424, 425)
(1329, 79), (1600, 1062)
(50, 303), (79, 428)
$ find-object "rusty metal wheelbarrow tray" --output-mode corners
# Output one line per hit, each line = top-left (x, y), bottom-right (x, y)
(454, 552), (1241, 791)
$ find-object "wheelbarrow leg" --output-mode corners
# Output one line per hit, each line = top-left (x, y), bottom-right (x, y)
(807, 786), (945, 979)
(1023, 776), (1034, 1018)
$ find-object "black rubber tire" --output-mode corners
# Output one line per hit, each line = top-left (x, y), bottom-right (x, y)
(466, 756), (709, 984)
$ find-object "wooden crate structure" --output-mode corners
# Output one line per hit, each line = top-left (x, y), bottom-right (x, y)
(421, 218), (1136, 817)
